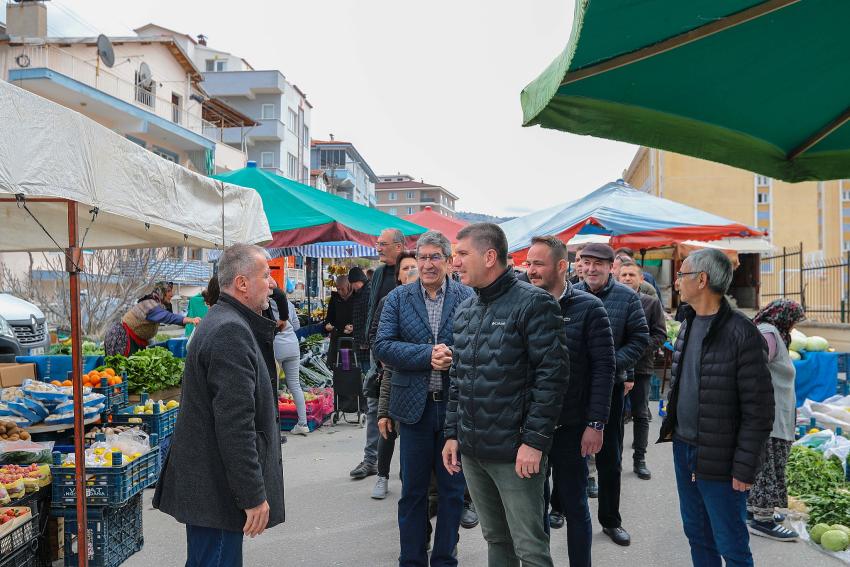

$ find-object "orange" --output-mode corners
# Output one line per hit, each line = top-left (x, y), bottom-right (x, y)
(113, 377), (122, 385)
(50, 380), (62, 387)
(62, 380), (72, 387)
(104, 368), (116, 377)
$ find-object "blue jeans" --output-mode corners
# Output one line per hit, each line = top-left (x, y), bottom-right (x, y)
(547, 426), (591, 567)
(185, 525), (242, 567)
(398, 399), (465, 567)
(673, 440), (753, 567)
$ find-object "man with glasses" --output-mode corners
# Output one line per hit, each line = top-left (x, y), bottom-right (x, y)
(374, 231), (474, 566)
(350, 229), (405, 480)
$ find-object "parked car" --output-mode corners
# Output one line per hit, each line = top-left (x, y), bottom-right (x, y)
(0, 315), (22, 361)
(0, 294), (49, 355)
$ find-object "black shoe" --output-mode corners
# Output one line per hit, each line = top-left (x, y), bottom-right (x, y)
(349, 461), (377, 479)
(549, 512), (565, 530)
(633, 460), (652, 480)
(603, 526), (631, 546)
(587, 477), (598, 499)
(461, 501), (479, 529)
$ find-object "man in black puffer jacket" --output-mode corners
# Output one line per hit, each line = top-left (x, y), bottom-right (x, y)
(527, 236), (614, 567)
(575, 243), (649, 547)
(443, 223), (569, 567)
(659, 248), (772, 567)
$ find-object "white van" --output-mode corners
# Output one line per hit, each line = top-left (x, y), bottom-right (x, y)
(0, 294), (49, 355)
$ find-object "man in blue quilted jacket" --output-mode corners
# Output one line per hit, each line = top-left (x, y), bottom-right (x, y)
(374, 231), (474, 567)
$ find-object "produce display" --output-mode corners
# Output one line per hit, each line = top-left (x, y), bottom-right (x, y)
(49, 339), (104, 356)
(102, 347), (184, 393)
(0, 465), (50, 500)
(299, 333), (326, 355)
(665, 320), (681, 344)
(789, 329), (834, 359)
(130, 399), (179, 415)
(1, 381), (106, 426)
(50, 367), (122, 390)
(56, 428), (153, 468)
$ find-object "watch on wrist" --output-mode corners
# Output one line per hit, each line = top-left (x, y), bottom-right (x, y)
(587, 421), (605, 431)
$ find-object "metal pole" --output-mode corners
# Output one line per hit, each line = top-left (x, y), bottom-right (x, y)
(782, 246), (787, 298)
(68, 201), (88, 567)
(846, 250), (850, 323)
(799, 242), (805, 310)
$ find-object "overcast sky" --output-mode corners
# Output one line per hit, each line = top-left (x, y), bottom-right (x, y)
(11, 0), (637, 217)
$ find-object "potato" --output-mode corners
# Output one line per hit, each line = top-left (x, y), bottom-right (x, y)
(8, 435), (19, 441)
(19, 431), (29, 441)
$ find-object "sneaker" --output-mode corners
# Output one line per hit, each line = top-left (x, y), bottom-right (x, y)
(371, 476), (389, 499)
(587, 477), (599, 499)
(290, 424), (310, 436)
(350, 461), (378, 479)
(774, 511), (786, 523)
(549, 511), (565, 530)
(461, 501), (479, 529)
(633, 460), (651, 480)
(748, 520), (798, 542)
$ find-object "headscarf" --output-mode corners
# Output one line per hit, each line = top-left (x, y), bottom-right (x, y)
(753, 299), (805, 347)
(149, 281), (170, 304)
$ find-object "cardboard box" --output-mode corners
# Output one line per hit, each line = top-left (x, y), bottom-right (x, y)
(0, 363), (35, 387)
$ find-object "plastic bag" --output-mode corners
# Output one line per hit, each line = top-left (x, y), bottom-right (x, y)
(0, 441), (54, 465)
(107, 429), (151, 456)
(794, 429), (850, 471)
(53, 393), (105, 414)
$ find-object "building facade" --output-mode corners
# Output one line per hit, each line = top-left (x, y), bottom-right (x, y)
(311, 140), (378, 207)
(375, 174), (458, 217)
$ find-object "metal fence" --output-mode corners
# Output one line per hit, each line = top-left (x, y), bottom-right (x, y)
(760, 244), (850, 323)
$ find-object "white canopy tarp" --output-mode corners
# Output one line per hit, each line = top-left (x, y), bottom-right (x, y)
(0, 80), (270, 251)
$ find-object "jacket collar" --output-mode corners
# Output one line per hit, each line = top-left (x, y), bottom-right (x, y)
(219, 293), (277, 342)
(584, 274), (615, 299)
(476, 268), (516, 304)
(683, 297), (732, 344)
(558, 279), (575, 305)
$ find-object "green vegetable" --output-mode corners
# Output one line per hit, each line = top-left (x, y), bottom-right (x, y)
(665, 320), (681, 343)
(803, 491), (850, 528)
(101, 347), (184, 394)
(787, 445), (845, 497)
(833, 524), (850, 536)
(300, 333), (325, 354)
(811, 523), (832, 543)
(822, 529), (849, 552)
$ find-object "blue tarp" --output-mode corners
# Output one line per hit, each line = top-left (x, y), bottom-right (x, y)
(16, 355), (104, 382)
(794, 352), (839, 407)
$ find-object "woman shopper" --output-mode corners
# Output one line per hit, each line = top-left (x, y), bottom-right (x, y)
(373, 252), (418, 499)
(268, 281), (308, 436)
(747, 299), (805, 541)
(105, 281), (200, 356)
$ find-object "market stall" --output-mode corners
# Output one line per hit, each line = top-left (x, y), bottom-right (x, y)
(0, 80), (271, 566)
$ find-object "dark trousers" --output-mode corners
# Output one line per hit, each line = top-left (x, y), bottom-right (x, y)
(398, 399), (465, 567)
(547, 426), (592, 567)
(596, 382), (624, 529)
(377, 425), (398, 477)
(674, 440), (753, 567)
(185, 524), (243, 567)
(631, 373), (652, 462)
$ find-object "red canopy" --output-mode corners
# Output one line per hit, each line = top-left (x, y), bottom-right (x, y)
(402, 207), (468, 243)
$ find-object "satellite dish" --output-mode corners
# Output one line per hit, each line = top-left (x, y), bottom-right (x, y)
(137, 62), (153, 88)
(96, 34), (115, 68)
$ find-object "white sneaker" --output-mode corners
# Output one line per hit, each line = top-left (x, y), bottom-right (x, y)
(290, 424), (310, 436)
(372, 476), (389, 499)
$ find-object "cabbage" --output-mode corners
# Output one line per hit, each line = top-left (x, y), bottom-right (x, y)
(789, 350), (801, 361)
(806, 336), (829, 352)
(790, 329), (807, 353)
(822, 529), (849, 551)
(811, 523), (832, 543)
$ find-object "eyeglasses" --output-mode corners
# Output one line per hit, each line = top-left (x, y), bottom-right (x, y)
(676, 271), (702, 279)
(416, 253), (446, 263)
(376, 240), (401, 248)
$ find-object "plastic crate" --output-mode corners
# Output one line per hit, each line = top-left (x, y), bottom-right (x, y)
(0, 540), (38, 567)
(61, 494), (143, 567)
(91, 379), (129, 414)
(0, 514), (37, 560)
(49, 445), (160, 507)
(111, 404), (178, 440)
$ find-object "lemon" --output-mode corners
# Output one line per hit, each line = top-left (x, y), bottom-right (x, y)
(809, 427), (821, 434)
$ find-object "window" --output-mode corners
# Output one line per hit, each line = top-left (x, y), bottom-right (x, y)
(302, 124), (309, 147)
(406, 191), (415, 200)
(134, 70), (155, 108)
(757, 210), (770, 221)
(152, 147), (178, 163)
(388, 192), (397, 201)
(302, 166), (309, 185)
(388, 207), (397, 216)
(261, 104), (275, 120)
(843, 190), (850, 201)
(755, 175), (770, 187)
(205, 59), (226, 72)
(288, 108), (298, 134)
(407, 207), (414, 215)
(320, 149), (346, 168)
(260, 152), (275, 168)
(171, 93), (182, 124)
(288, 153), (298, 178)
(844, 240), (850, 252)
(188, 247), (203, 261)
(756, 192), (770, 204)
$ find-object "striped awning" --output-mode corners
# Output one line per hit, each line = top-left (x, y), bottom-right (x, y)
(208, 241), (377, 260)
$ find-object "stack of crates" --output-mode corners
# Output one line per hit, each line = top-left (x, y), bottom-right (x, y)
(50, 434), (159, 566)
(0, 512), (39, 566)
(110, 393), (178, 479)
(90, 373), (130, 416)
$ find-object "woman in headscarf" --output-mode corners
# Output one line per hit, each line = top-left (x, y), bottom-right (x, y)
(747, 299), (805, 542)
(104, 281), (201, 356)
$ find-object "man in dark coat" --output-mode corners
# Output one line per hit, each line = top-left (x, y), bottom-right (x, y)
(374, 230), (474, 567)
(153, 243), (284, 567)
(659, 248), (773, 566)
(575, 243), (649, 547)
(527, 236), (615, 567)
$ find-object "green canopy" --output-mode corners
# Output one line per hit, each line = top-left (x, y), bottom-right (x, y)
(214, 164), (425, 248)
(521, 0), (850, 182)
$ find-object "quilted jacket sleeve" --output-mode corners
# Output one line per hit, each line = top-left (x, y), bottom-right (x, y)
(520, 293), (570, 452)
(616, 292), (650, 377)
(733, 325), (775, 484)
(445, 348), (459, 440)
(585, 301), (616, 424)
(373, 289), (433, 372)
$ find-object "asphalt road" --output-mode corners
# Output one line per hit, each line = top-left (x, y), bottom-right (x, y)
(124, 415), (835, 566)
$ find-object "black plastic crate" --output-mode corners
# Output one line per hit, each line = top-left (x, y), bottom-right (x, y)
(0, 540), (38, 567)
(50, 446), (160, 507)
(0, 514), (37, 564)
(61, 494), (143, 567)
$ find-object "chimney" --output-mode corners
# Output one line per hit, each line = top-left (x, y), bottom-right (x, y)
(197, 34), (207, 46)
(6, 1), (48, 40)
(329, 133), (335, 141)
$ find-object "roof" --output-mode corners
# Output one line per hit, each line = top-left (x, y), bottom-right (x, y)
(375, 180), (459, 200)
(134, 23), (196, 44)
(202, 97), (257, 128)
(291, 84), (313, 109)
(310, 140), (378, 182)
(401, 207), (468, 243)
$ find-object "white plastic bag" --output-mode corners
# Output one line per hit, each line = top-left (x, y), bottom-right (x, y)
(107, 428), (151, 456)
(794, 429), (850, 471)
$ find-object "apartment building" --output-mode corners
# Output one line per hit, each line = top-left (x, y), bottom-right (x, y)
(375, 174), (458, 217)
(311, 140), (378, 207)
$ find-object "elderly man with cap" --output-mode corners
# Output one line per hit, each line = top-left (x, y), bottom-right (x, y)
(575, 243), (649, 547)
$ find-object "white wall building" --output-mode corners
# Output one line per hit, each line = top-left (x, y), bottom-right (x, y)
(311, 140), (378, 207)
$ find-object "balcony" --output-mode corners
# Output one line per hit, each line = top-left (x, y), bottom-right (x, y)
(202, 70), (286, 98)
(5, 45), (215, 152)
(213, 143), (247, 172)
(327, 168), (356, 189)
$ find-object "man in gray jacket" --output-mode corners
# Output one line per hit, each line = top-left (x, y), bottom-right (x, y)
(154, 243), (284, 567)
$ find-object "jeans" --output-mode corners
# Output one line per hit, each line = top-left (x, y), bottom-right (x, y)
(398, 399), (465, 567)
(185, 525), (242, 567)
(596, 381), (624, 529)
(548, 426), (591, 567)
(464, 454), (553, 567)
(279, 355), (306, 426)
(673, 440), (753, 567)
(378, 423), (398, 478)
(631, 373), (652, 462)
(362, 357), (379, 465)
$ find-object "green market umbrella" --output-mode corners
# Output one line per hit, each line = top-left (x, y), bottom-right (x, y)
(214, 164), (425, 248)
(521, 0), (850, 182)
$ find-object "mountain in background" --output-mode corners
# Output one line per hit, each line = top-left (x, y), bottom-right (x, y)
(456, 211), (516, 224)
